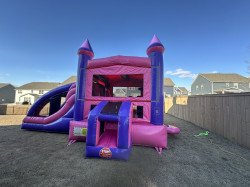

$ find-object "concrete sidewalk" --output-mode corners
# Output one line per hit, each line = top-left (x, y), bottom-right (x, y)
(0, 114), (249, 186)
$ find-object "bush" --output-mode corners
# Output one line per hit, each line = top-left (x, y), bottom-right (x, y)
(22, 101), (30, 105)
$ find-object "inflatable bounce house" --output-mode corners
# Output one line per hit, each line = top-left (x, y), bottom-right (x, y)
(21, 35), (180, 160)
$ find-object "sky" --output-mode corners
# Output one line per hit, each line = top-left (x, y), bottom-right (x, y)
(0, 0), (250, 89)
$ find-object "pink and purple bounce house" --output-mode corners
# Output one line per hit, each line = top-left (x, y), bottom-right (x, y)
(21, 35), (180, 160)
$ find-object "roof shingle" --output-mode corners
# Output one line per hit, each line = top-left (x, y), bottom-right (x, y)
(200, 73), (249, 83)
(17, 82), (60, 90)
(61, 76), (77, 85)
(178, 87), (188, 93)
(164, 78), (175, 86)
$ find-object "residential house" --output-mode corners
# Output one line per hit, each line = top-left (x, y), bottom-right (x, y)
(164, 78), (175, 97)
(113, 87), (127, 97)
(15, 82), (60, 104)
(174, 87), (189, 96)
(191, 73), (250, 95)
(127, 87), (142, 97)
(0, 83), (15, 104)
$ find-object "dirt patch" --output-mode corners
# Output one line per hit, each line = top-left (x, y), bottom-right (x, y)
(0, 114), (249, 186)
(0, 115), (25, 126)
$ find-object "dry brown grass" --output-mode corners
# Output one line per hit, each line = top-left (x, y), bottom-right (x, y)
(0, 115), (25, 126)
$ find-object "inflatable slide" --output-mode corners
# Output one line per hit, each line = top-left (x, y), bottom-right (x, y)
(21, 83), (76, 133)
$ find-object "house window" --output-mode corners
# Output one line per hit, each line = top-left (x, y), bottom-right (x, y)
(201, 84), (204, 90)
(226, 83), (229, 87)
(39, 90), (44, 94)
(196, 85), (199, 90)
(18, 90), (22, 94)
(24, 97), (31, 103)
(233, 83), (238, 89)
(128, 87), (135, 91)
(31, 90), (33, 93)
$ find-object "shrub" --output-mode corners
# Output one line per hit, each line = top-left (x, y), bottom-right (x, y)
(22, 101), (30, 105)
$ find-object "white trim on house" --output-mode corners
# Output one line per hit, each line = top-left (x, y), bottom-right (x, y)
(199, 74), (213, 83)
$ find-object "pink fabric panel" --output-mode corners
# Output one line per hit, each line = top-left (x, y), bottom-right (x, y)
(85, 65), (151, 101)
(70, 83), (76, 89)
(131, 102), (151, 122)
(166, 125), (180, 134)
(131, 123), (167, 148)
(87, 56), (151, 69)
(97, 130), (117, 148)
(84, 100), (100, 119)
(68, 120), (87, 142)
(65, 88), (76, 101)
(23, 116), (45, 124)
(97, 131), (117, 148)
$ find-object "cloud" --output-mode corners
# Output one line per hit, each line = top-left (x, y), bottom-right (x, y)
(210, 71), (218, 73)
(165, 68), (197, 79)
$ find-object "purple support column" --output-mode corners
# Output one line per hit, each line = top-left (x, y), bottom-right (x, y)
(147, 35), (165, 125)
(74, 39), (94, 121)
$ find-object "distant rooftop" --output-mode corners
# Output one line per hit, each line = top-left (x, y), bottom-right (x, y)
(0, 83), (14, 89)
(164, 78), (175, 86)
(0, 83), (9, 89)
(61, 76), (77, 85)
(178, 87), (188, 93)
(200, 73), (249, 83)
(17, 82), (60, 90)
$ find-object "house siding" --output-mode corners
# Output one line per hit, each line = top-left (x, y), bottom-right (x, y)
(191, 75), (212, 95)
(213, 82), (250, 93)
(164, 86), (174, 96)
(0, 85), (15, 104)
(15, 89), (49, 104)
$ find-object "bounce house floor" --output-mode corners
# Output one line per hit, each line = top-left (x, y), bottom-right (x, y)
(97, 130), (117, 148)
(1, 114), (250, 186)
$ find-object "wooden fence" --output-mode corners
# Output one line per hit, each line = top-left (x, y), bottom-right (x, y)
(165, 93), (250, 148)
(0, 104), (49, 115)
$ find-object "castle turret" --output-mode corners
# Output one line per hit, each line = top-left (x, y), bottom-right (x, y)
(147, 35), (165, 125)
(74, 39), (94, 121)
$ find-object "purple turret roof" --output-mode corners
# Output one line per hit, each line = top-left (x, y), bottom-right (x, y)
(148, 34), (162, 46)
(80, 39), (93, 52)
(146, 35), (165, 55)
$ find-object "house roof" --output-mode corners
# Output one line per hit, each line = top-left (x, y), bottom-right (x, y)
(178, 87), (188, 93)
(114, 88), (126, 94)
(61, 76), (77, 85)
(17, 82), (60, 90)
(0, 83), (15, 89)
(200, 73), (249, 83)
(164, 78), (175, 86)
(0, 83), (9, 89)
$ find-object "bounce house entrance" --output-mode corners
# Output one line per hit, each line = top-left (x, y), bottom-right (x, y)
(86, 101), (132, 159)
(97, 102), (121, 148)
(97, 121), (118, 148)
